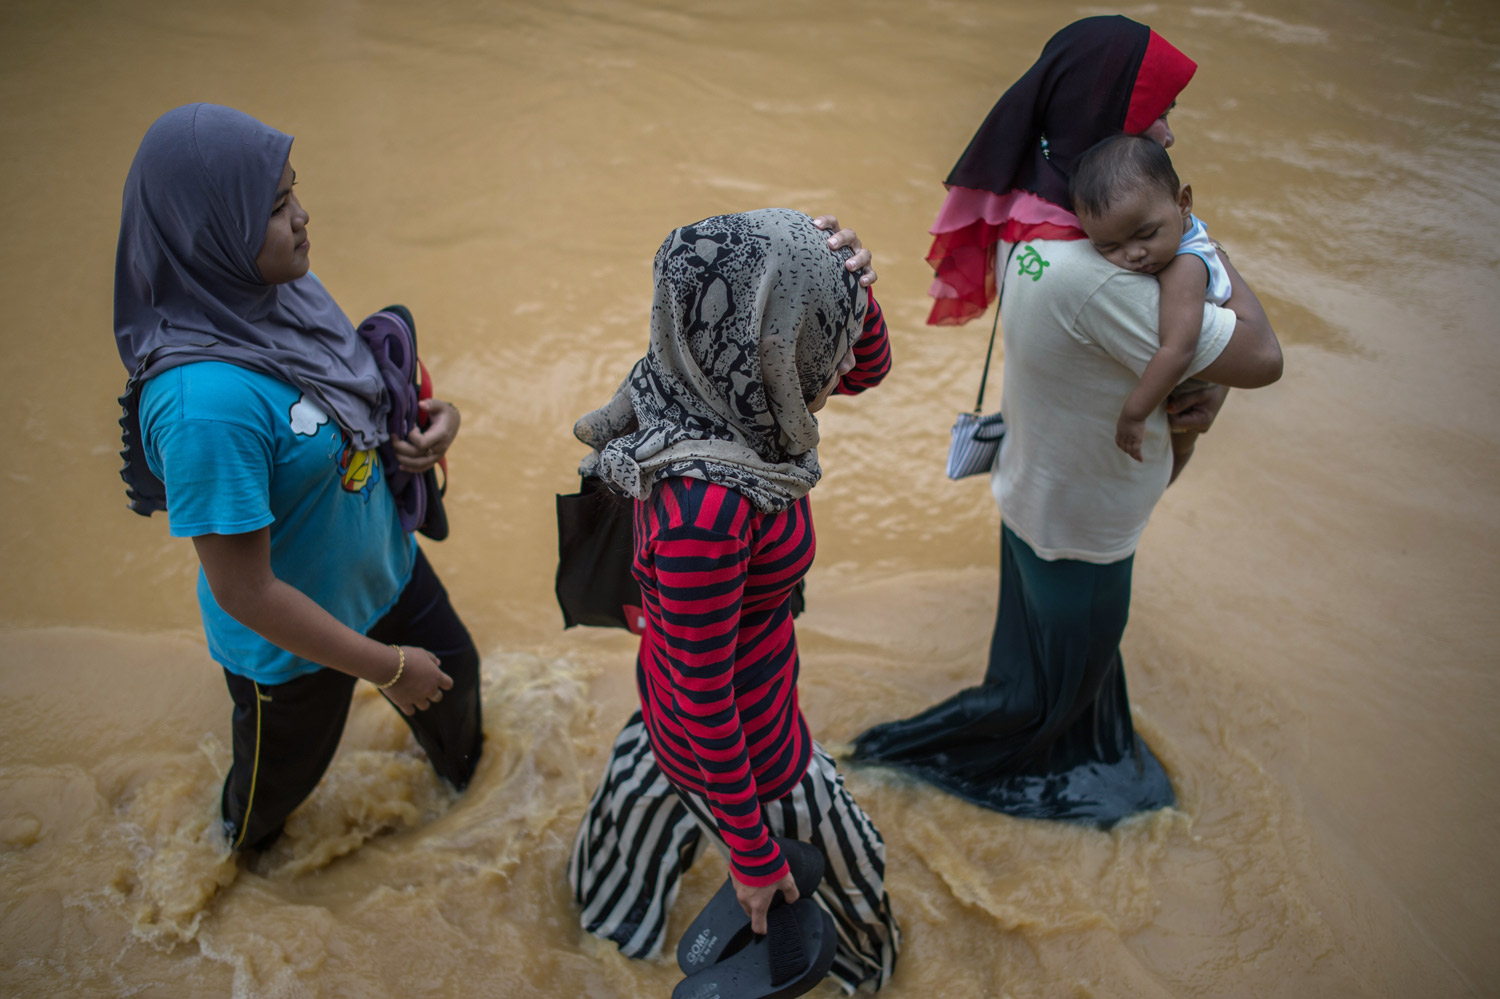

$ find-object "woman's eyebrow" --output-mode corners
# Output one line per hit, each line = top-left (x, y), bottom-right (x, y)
(274, 170), (298, 201)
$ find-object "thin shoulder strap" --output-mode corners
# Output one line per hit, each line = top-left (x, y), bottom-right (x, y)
(974, 242), (1020, 413)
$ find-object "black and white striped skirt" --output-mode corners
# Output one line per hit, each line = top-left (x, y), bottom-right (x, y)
(568, 711), (900, 993)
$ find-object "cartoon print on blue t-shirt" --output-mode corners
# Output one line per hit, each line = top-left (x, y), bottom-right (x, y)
(338, 443), (379, 494)
(287, 393), (381, 498)
(289, 395), (329, 436)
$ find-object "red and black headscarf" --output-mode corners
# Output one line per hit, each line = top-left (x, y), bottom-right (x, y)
(926, 16), (1197, 325)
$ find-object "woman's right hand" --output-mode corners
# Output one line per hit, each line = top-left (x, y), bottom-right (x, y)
(811, 215), (878, 287)
(733, 868), (799, 936)
(380, 645), (454, 715)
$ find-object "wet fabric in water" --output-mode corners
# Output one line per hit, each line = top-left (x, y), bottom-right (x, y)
(851, 525), (1173, 827)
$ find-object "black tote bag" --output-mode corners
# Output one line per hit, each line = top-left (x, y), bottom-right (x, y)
(555, 476), (645, 632)
(555, 476), (805, 633)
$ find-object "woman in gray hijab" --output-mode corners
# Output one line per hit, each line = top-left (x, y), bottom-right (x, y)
(114, 103), (481, 854)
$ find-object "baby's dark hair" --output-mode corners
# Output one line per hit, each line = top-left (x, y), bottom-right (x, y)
(1069, 133), (1180, 218)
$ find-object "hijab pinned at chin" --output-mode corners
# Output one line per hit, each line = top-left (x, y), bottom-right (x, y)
(575, 209), (867, 514)
(926, 15), (1197, 326)
(113, 103), (389, 515)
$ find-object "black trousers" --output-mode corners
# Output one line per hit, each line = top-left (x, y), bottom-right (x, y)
(220, 549), (483, 851)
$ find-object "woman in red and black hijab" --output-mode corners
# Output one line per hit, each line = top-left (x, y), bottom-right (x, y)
(852, 16), (1281, 826)
(926, 14), (1197, 325)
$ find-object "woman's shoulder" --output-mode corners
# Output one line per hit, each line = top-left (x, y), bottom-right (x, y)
(1007, 241), (1160, 335)
(649, 476), (756, 538)
(140, 361), (295, 429)
(1006, 239), (1123, 290)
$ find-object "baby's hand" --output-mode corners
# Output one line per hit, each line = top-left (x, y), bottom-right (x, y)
(1116, 416), (1146, 462)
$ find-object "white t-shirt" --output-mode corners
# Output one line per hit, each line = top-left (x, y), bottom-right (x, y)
(991, 239), (1236, 564)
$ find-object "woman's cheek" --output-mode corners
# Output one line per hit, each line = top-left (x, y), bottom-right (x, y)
(1142, 118), (1174, 148)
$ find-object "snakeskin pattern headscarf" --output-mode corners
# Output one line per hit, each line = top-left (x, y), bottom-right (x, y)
(574, 209), (867, 513)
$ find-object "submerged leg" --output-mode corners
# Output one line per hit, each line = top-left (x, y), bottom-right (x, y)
(220, 665), (357, 852)
(568, 711), (704, 959)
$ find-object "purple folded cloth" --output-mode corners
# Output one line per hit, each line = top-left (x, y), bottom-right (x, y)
(357, 308), (425, 533)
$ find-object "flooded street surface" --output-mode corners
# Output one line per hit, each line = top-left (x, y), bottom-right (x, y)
(2, 0), (1498, 995)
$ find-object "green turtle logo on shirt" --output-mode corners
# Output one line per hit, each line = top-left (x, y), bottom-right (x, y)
(1016, 245), (1050, 282)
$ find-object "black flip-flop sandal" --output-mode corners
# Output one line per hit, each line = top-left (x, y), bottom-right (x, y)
(672, 897), (838, 999)
(676, 837), (825, 976)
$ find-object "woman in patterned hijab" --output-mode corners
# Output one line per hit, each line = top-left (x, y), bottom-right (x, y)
(574, 208), (867, 512)
(568, 209), (900, 994)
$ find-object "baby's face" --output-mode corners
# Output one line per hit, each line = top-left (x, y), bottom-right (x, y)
(1078, 183), (1192, 276)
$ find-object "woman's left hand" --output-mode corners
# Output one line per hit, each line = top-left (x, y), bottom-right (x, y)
(1165, 384), (1228, 485)
(393, 398), (461, 473)
(1165, 384), (1229, 435)
(812, 215), (877, 287)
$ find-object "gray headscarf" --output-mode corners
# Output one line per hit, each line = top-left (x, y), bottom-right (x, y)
(574, 209), (867, 513)
(114, 103), (388, 515)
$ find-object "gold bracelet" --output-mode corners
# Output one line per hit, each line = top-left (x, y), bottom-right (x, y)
(375, 645), (404, 690)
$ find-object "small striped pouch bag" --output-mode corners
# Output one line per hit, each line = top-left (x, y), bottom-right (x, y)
(946, 407), (1006, 479)
(946, 244), (1015, 480)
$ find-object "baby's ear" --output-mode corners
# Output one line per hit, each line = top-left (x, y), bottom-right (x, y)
(1178, 184), (1194, 218)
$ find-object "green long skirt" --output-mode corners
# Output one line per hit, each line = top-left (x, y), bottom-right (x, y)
(851, 525), (1173, 827)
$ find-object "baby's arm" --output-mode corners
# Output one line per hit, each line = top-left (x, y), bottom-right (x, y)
(1116, 253), (1211, 460)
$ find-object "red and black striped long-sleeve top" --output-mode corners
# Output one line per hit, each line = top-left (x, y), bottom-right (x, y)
(633, 294), (890, 886)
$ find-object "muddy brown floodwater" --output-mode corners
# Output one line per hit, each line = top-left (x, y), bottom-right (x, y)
(2, 1), (1497, 996)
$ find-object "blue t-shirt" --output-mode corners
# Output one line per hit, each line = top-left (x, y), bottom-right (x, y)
(139, 362), (416, 684)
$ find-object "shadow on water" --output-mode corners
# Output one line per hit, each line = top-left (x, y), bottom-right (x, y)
(1257, 291), (1362, 355)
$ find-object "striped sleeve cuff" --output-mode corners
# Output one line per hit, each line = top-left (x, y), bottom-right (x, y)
(837, 292), (892, 395)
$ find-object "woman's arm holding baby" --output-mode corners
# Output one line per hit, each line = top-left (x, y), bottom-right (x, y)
(1192, 252), (1280, 388)
(1167, 249), (1282, 482)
